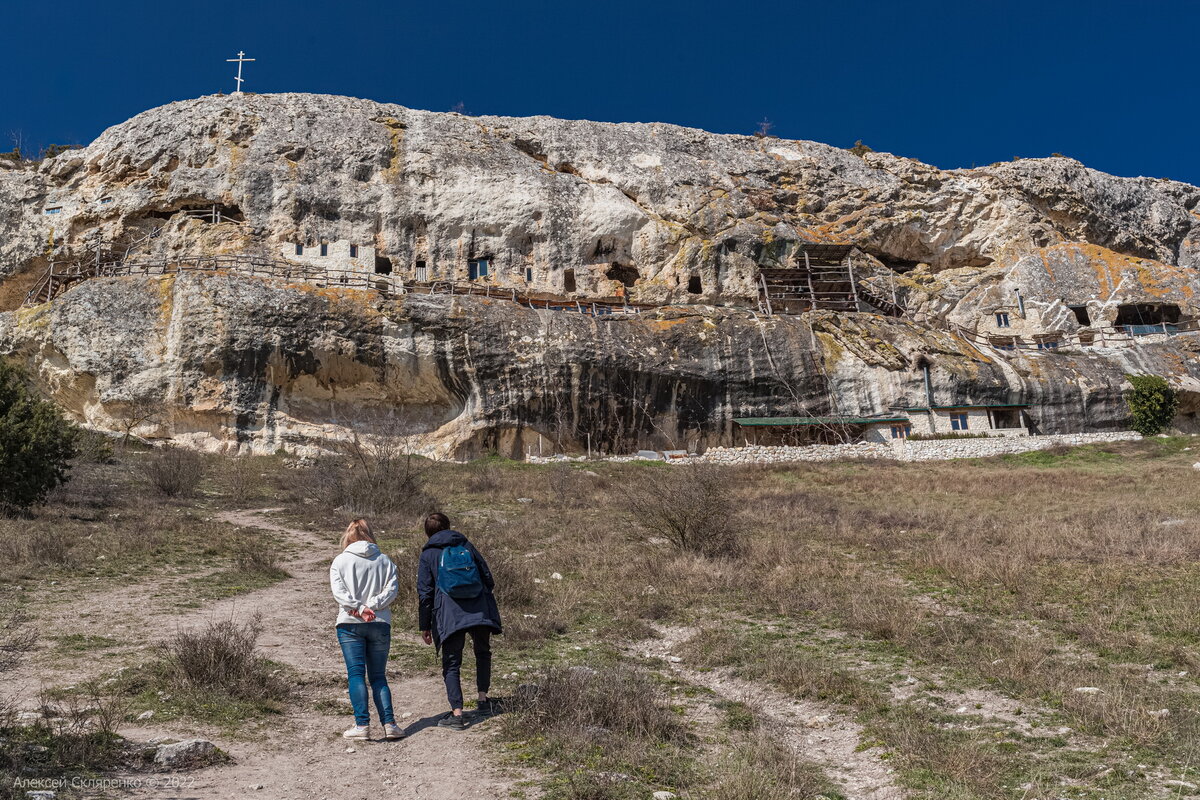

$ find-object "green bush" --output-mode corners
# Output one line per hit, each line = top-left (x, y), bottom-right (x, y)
(1125, 375), (1179, 436)
(0, 362), (78, 514)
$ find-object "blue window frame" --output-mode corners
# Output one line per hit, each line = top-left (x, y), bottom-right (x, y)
(995, 312), (1011, 328)
(890, 424), (912, 439)
(320, 243), (329, 257)
(1036, 339), (1060, 350)
(468, 258), (491, 280)
(44, 207), (62, 215)
(350, 245), (359, 258)
(99, 197), (113, 205)
(525, 267), (533, 282)
(295, 243), (304, 256)
(949, 413), (969, 431)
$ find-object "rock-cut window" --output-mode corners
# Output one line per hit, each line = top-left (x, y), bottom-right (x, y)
(350, 245), (359, 259)
(320, 243), (329, 257)
(995, 312), (1010, 328)
(44, 206), (62, 215)
(295, 243), (304, 256)
(468, 258), (491, 280)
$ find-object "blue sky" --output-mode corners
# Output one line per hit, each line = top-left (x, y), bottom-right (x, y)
(5, 0), (1198, 185)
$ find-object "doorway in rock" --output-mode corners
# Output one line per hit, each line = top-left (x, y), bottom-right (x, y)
(374, 255), (393, 275)
(563, 269), (577, 293)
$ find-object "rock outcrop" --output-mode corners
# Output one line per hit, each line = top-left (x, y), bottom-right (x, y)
(2, 93), (1200, 455)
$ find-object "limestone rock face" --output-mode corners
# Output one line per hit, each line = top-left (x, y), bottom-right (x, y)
(3, 93), (1200, 454)
(2, 273), (1198, 457)
(4, 93), (1199, 305)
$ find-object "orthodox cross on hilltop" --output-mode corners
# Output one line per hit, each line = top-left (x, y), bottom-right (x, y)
(226, 51), (255, 95)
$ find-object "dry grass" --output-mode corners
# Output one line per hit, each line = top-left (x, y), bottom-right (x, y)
(13, 436), (1200, 796)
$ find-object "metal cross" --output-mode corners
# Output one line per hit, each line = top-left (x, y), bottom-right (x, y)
(226, 51), (255, 94)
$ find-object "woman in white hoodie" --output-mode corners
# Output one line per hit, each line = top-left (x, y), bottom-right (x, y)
(330, 519), (403, 741)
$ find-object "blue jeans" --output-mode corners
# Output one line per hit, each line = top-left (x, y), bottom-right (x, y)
(336, 622), (395, 726)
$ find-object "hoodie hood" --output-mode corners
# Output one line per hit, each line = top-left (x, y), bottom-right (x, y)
(423, 529), (467, 550)
(345, 540), (381, 558)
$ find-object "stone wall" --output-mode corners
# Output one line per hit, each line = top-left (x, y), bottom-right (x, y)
(696, 431), (1144, 465)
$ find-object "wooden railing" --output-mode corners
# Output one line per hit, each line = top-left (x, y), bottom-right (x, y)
(23, 255), (647, 318)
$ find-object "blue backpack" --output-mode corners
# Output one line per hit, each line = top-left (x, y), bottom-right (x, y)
(437, 544), (484, 599)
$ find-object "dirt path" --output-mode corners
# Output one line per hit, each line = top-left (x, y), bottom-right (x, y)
(22, 509), (527, 800)
(634, 625), (906, 800)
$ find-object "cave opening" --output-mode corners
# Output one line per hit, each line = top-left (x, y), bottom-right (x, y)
(1068, 304), (1091, 326)
(1115, 303), (1181, 332)
(687, 275), (703, 294)
(605, 263), (640, 288)
(374, 255), (393, 275)
(563, 269), (577, 294)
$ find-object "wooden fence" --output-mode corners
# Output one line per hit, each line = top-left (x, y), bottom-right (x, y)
(23, 255), (647, 317)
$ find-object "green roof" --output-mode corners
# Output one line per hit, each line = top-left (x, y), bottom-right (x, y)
(733, 416), (909, 427)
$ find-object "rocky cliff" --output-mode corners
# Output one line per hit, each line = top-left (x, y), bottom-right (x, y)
(2, 93), (1199, 455)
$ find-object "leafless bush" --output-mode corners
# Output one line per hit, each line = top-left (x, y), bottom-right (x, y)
(224, 457), (263, 504)
(709, 731), (835, 800)
(623, 463), (742, 557)
(155, 616), (286, 701)
(510, 664), (688, 744)
(307, 419), (437, 518)
(232, 536), (289, 578)
(138, 446), (206, 497)
(0, 603), (35, 674)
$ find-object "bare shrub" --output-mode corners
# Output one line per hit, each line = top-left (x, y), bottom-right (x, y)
(709, 730), (836, 800)
(510, 664), (688, 745)
(307, 421), (437, 518)
(139, 446), (206, 497)
(623, 464), (742, 557)
(224, 456), (264, 504)
(155, 616), (286, 702)
(0, 603), (35, 674)
(232, 536), (289, 579)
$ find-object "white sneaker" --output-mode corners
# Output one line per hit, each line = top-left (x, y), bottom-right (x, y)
(383, 723), (404, 740)
(342, 724), (370, 740)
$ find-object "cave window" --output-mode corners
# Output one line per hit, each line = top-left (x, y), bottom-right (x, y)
(320, 243), (329, 257)
(525, 267), (533, 282)
(295, 243), (304, 256)
(687, 275), (703, 294)
(995, 312), (1011, 328)
(374, 255), (393, 275)
(605, 263), (640, 288)
(1069, 305), (1091, 326)
(44, 206), (62, 215)
(468, 258), (491, 280)
(99, 197), (113, 205)
(563, 269), (577, 293)
(415, 260), (427, 282)
(349, 244), (359, 258)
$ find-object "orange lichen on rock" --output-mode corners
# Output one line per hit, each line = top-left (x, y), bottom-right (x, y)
(1041, 242), (1193, 300)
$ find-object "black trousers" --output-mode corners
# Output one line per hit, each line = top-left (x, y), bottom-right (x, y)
(441, 627), (492, 710)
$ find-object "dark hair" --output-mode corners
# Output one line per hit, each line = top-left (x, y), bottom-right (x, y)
(424, 512), (451, 537)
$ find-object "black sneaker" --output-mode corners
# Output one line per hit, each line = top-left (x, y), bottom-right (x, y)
(476, 699), (494, 717)
(438, 713), (466, 730)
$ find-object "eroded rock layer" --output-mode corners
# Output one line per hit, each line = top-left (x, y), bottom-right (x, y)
(2, 93), (1200, 453)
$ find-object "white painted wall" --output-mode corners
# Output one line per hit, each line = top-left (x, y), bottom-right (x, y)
(280, 238), (375, 273)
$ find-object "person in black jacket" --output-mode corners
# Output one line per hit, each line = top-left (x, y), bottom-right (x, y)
(417, 512), (503, 730)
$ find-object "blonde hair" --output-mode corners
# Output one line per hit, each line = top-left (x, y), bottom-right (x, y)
(340, 518), (376, 550)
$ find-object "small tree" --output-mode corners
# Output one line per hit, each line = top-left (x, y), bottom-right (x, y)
(849, 140), (874, 157)
(0, 362), (78, 514)
(1125, 374), (1179, 436)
